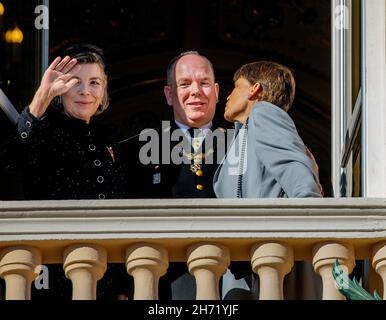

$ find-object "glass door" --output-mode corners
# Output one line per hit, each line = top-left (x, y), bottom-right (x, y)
(0, 0), (48, 199)
(331, 0), (362, 197)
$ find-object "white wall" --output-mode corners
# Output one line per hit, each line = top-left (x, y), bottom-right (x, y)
(362, 0), (386, 197)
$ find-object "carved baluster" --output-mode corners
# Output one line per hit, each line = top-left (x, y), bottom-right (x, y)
(0, 246), (42, 300)
(312, 242), (355, 300)
(63, 244), (107, 300)
(251, 242), (294, 300)
(126, 243), (168, 300)
(187, 242), (230, 300)
(372, 242), (386, 299)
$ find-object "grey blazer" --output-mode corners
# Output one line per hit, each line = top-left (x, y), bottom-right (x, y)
(213, 102), (322, 198)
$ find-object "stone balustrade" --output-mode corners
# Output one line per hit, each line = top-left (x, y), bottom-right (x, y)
(63, 244), (107, 300)
(251, 242), (294, 300)
(187, 242), (230, 300)
(0, 198), (386, 300)
(0, 246), (41, 300)
(126, 243), (168, 300)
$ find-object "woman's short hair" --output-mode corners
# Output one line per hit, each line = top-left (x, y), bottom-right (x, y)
(58, 44), (109, 114)
(233, 61), (296, 112)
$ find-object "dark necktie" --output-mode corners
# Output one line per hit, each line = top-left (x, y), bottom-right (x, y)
(187, 128), (196, 156)
(187, 127), (196, 139)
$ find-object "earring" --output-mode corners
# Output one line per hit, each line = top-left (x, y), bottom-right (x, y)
(54, 95), (62, 107)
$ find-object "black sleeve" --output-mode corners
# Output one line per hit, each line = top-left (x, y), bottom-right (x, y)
(17, 106), (47, 145)
(2, 106), (48, 171)
(0, 108), (37, 199)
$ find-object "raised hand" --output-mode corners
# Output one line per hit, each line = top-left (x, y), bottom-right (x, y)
(29, 56), (80, 118)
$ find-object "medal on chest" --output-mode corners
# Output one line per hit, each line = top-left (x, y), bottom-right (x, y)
(184, 151), (205, 173)
(107, 146), (115, 162)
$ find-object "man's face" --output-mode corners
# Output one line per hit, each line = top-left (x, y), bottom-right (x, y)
(164, 54), (219, 128)
(224, 77), (253, 123)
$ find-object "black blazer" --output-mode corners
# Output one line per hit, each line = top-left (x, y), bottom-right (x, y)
(119, 121), (227, 198)
(13, 106), (128, 200)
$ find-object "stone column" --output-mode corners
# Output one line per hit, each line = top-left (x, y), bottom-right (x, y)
(251, 242), (294, 300)
(63, 244), (107, 300)
(126, 243), (168, 300)
(0, 246), (42, 300)
(312, 242), (355, 300)
(372, 242), (386, 299)
(187, 242), (230, 300)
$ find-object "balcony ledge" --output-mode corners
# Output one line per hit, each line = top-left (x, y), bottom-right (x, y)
(0, 198), (385, 262)
(1, 198), (386, 239)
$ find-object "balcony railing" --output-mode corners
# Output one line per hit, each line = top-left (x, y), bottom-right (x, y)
(0, 198), (386, 300)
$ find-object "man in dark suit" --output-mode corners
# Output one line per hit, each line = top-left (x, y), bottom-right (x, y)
(125, 51), (225, 199)
(121, 54), (322, 300)
(120, 51), (227, 299)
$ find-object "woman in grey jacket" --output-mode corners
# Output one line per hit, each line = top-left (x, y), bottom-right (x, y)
(214, 61), (323, 300)
(213, 61), (322, 199)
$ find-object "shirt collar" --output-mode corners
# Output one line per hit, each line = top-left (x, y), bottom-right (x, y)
(174, 120), (213, 138)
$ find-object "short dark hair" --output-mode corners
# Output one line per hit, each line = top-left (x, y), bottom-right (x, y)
(234, 61), (296, 111)
(61, 43), (105, 61)
(166, 51), (215, 86)
(60, 44), (109, 113)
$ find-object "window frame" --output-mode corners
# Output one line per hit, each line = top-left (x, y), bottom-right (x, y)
(332, 0), (386, 197)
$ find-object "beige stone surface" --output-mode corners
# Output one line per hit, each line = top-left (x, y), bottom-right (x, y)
(372, 242), (386, 299)
(63, 244), (107, 300)
(187, 242), (230, 300)
(126, 243), (168, 300)
(312, 242), (355, 300)
(0, 246), (41, 300)
(251, 242), (294, 300)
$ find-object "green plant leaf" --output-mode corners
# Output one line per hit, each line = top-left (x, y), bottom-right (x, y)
(332, 260), (382, 300)
(373, 290), (382, 300)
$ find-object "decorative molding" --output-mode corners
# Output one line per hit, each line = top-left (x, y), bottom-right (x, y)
(0, 199), (386, 242)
